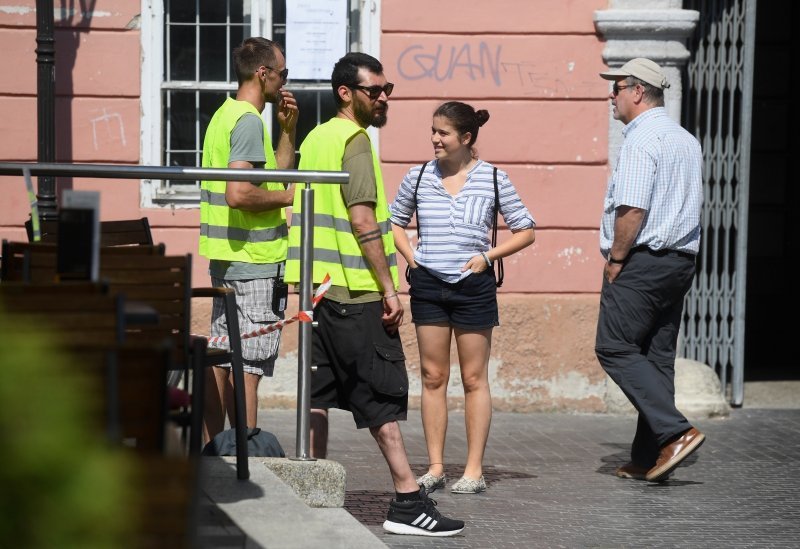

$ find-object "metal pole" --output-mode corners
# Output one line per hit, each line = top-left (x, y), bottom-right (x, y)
(293, 185), (316, 461)
(731, 0), (758, 407)
(0, 162), (349, 185)
(35, 0), (57, 220)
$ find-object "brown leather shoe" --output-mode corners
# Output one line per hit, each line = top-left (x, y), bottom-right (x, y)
(615, 462), (650, 480)
(646, 427), (706, 482)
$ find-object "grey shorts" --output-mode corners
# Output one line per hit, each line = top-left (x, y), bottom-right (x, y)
(208, 277), (283, 376)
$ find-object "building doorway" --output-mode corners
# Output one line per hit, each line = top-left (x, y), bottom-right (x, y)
(681, 0), (797, 406)
(744, 2), (796, 381)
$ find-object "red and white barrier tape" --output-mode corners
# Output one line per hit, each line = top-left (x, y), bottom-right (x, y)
(198, 274), (332, 346)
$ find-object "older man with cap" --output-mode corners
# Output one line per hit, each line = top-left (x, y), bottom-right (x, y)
(595, 58), (705, 482)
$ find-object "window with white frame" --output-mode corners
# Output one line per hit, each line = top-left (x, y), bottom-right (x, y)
(139, 0), (379, 207)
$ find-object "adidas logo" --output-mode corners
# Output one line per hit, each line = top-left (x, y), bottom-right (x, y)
(411, 512), (439, 530)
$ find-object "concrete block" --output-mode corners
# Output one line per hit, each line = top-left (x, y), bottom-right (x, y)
(256, 457), (346, 508)
(604, 358), (731, 418)
(674, 358), (731, 418)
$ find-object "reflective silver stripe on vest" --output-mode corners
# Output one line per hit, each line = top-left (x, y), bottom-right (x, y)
(200, 188), (229, 207)
(287, 246), (397, 269)
(200, 224), (288, 242)
(290, 212), (392, 234)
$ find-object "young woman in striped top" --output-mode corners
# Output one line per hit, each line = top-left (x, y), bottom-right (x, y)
(390, 101), (536, 494)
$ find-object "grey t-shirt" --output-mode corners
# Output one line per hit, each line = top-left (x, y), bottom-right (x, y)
(229, 113), (266, 166)
(210, 113), (282, 280)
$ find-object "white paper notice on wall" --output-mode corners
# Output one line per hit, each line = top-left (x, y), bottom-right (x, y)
(286, 0), (347, 80)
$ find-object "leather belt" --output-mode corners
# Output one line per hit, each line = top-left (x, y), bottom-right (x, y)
(631, 245), (695, 261)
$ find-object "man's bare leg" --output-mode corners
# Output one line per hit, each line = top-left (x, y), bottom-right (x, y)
(203, 366), (231, 443)
(369, 420), (419, 493)
(245, 372), (262, 428)
(310, 408), (329, 458)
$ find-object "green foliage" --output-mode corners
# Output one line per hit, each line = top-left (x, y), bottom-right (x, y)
(0, 308), (136, 549)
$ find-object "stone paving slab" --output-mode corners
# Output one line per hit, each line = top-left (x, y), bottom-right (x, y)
(256, 407), (800, 549)
(199, 456), (387, 549)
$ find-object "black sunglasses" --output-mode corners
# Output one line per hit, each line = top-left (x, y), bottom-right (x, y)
(351, 82), (394, 100)
(264, 66), (289, 82)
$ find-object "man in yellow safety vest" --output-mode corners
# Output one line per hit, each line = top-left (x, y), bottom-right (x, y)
(199, 37), (296, 443)
(284, 52), (464, 537)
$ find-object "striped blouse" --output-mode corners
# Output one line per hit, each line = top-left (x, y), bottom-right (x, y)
(390, 160), (535, 282)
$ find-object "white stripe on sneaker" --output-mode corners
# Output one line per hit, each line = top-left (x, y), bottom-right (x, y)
(411, 512), (441, 530)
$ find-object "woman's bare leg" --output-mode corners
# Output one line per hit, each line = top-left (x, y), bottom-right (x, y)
(454, 328), (493, 479)
(417, 323), (453, 476)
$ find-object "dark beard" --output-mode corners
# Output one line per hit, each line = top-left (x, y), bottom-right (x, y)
(354, 99), (388, 128)
(265, 90), (280, 104)
(372, 109), (388, 128)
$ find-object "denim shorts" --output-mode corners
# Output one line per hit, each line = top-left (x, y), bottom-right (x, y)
(408, 266), (499, 330)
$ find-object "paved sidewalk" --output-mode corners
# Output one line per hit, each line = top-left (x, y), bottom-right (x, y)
(199, 407), (800, 548)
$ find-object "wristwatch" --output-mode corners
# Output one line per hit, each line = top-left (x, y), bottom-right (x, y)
(608, 254), (627, 265)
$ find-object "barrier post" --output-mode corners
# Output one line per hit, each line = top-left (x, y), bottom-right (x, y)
(293, 184), (316, 461)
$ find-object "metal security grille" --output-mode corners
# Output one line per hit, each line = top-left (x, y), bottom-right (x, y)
(161, 0), (249, 202)
(680, 0), (756, 405)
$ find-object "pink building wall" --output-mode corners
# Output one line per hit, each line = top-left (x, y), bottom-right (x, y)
(378, 0), (612, 411)
(0, 1), (201, 279)
(0, 0), (615, 411)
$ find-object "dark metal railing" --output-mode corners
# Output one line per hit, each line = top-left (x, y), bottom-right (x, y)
(0, 161), (347, 468)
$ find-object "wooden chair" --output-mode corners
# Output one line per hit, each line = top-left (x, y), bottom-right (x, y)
(25, 216), (154, 246)
(0, 281), (126, 347)
(1, 240), (166, 282)
(1, 290), (196, 547)
(131, 455), (199, 549)
(0, 281), (134, 445)
(70, 341), (173, 453)
(98, 253), (247, 476)
(1, 243), (250, 478)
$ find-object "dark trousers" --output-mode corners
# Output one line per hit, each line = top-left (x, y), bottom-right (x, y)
(595, 248), (696, 466)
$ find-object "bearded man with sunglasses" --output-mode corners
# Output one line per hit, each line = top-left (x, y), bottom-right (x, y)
(596, 58), (705, 483)
(200, 37), (297, 443)
(285, 52), (464, 537)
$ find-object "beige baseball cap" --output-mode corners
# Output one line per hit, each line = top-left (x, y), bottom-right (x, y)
(599, 58), (670, 89)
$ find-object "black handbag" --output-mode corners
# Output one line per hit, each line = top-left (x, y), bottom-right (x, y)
(405, 162), (504, 287)
(202, 427), (285, 457)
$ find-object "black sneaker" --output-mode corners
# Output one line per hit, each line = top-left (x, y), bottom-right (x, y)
(382, 489), (465, 537)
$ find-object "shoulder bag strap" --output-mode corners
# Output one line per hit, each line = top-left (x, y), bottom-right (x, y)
(405, 161), (429, 283)
(413, 162), (428, 204)
(492, 166), (504, 287)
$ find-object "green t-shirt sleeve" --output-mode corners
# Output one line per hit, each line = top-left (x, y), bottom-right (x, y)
(340, 132), (377, 207)
(229, 113), (266, 168)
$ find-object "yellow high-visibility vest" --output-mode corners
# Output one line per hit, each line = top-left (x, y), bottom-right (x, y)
(199, 97), (288, 263)
(284, 117), (398, 291)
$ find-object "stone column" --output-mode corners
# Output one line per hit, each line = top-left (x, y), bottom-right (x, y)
(594, 0), (699, 168)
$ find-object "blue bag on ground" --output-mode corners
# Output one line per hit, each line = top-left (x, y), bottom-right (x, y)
(202, 427), (285, 457)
